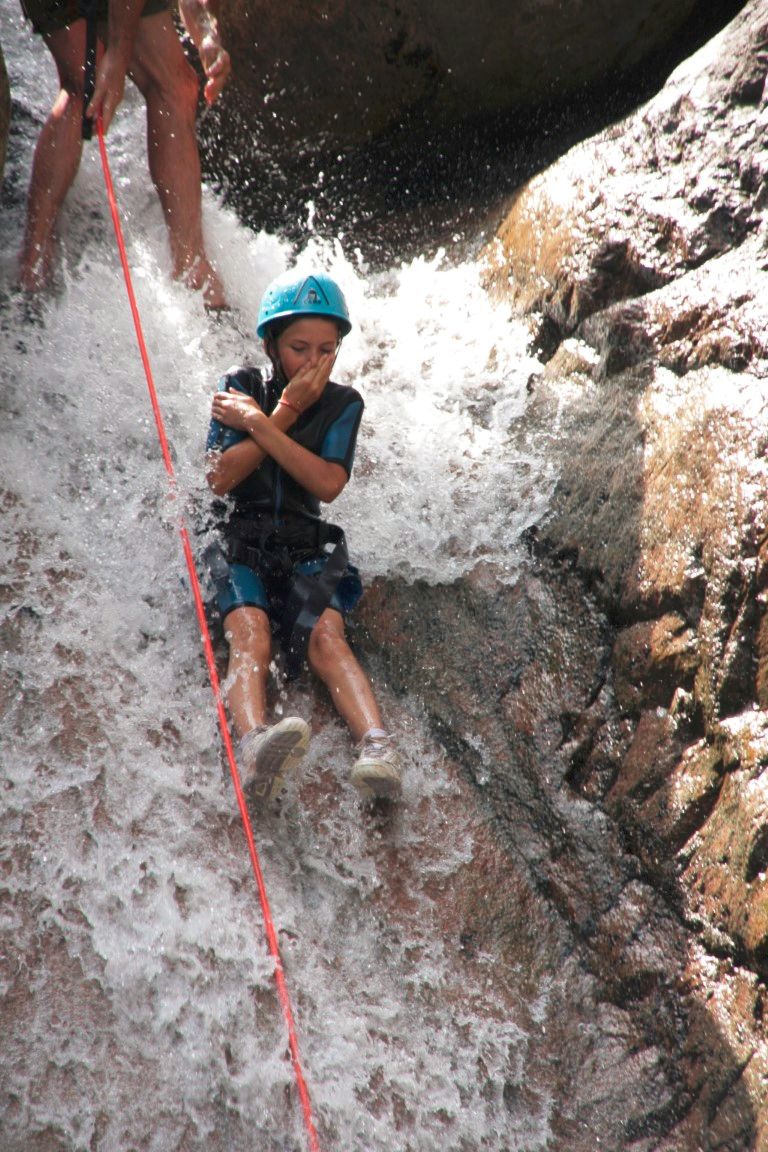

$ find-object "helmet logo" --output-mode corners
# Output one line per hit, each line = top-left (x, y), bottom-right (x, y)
(297, 279), (327, 307)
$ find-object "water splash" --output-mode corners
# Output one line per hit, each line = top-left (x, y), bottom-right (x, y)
(1, 9), (560, 1150)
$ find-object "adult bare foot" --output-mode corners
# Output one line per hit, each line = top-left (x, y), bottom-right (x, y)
(18, 240), (55, 294)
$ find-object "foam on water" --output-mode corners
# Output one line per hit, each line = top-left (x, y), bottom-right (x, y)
(1, 9), (559, 1150)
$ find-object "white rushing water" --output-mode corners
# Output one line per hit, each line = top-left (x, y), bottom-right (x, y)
(0, 9), (564, 1151)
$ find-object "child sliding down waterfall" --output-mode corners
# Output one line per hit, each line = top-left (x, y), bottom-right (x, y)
(205, 271), (402, 805)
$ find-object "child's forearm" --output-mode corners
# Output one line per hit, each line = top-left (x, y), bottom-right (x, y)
(205, 404), (297, 496)
(246, 414), (348, 504)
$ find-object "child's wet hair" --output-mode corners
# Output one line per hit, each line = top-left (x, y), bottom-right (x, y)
(263, 314), (344, 344)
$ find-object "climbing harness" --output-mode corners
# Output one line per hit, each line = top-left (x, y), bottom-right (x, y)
(281, 526), (349, 676)
(216, 515), (350, 680)
(95, 119), (321, 1152)
(79, 0), (99, 141)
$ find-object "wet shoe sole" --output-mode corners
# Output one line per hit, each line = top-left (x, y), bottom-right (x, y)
(350, 764), (402, 801)
(247, 723), (310, 803)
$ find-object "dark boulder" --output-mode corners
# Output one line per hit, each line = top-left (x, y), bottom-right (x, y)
(216, 0), (700, 151)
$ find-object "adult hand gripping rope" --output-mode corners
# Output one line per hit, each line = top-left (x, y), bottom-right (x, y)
(95, 118), (321, 1152)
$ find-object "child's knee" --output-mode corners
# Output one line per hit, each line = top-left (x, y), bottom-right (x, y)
(225, 615), (271, 666)
(224, 640), (270, 695)
(229, 634), (271, 670)
(307, 618), (346, 669)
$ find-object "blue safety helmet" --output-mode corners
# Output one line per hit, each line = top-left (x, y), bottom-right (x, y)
(256, 272), (352, 339)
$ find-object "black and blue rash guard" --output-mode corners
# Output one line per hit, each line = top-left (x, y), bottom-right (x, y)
(206, 366), (363, 527)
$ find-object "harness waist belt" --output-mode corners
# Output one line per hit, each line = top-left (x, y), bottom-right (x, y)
(220, 517), (349, 679)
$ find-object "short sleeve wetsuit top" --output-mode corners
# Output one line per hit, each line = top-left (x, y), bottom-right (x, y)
(205, 366), (365, 622)
(206, 365), (363, 529)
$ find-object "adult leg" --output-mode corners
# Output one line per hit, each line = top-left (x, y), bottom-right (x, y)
(19, 23), (93, 290)
(127, 12), (226, 308)
(307, 609), (384, 743)
(222, 606), (272, 738)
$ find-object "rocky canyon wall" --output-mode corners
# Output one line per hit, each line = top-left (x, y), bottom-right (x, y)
(362, 0), (768, 1144)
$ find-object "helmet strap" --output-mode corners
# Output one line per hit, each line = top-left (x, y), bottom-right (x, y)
(263, 333), (288, 388)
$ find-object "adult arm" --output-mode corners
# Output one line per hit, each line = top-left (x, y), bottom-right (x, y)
(178, 0), (232, 104)
(86, 0), (145, 133)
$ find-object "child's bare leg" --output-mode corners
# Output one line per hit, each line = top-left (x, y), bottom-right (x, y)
(308, 609), (402, 798)
(223, 606), (271, 738)
(226, 605), (309, 801)
(307, 609), (383, 742)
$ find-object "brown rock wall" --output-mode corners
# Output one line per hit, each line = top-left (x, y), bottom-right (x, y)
(474, 0), (768, 1140)
(483, 3), (768, 344)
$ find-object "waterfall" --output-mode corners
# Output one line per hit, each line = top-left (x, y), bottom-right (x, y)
(0, 9), (566, 1150)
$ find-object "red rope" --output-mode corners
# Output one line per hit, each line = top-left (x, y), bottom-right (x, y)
(96, 119), (321, 1152)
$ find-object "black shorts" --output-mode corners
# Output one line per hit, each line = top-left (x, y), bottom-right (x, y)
(20, 0), (169, 36)
(213, 557), (363, 625)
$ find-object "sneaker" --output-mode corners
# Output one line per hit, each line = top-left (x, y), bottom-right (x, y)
(350, 732), (402, 800)
(240, 716), (310, 803)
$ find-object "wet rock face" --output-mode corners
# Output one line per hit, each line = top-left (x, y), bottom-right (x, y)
(485, 0), (768, 358)
(358, 569), (624, 937)
(356, 571), (697, 1146)
(355, 566), (767, 1147)
(217, 0), (697, 150)
(480, 0), (768, 1143)
(0, 42), (9, 181)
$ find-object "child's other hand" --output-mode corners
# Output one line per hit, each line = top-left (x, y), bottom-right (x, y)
(282, 353), (335, 412)
(211, 389), (263, 430)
